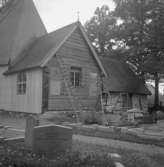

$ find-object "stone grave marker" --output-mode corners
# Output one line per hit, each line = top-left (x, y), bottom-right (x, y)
(32, 124), (72, 159)
(25, 116), (39, 148)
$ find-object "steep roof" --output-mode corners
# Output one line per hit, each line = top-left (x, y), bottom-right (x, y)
(6, 22), (107, 76)
(0, 0), (46, 65)
(101, 57), (151, 95)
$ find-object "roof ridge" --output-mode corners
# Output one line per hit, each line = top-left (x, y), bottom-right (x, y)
(48, 21), (78, 34)
(0, 0), (20, 24)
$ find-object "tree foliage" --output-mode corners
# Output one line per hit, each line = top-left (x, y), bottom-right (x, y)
(85, 5), (117, 56)
(113, 0), (164, 107)
(115, 0), (164, 108)
(113, 0), (164, 72)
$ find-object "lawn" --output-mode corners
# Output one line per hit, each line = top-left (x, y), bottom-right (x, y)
(73, 141), (164, 167)
(0, 140), (164, 167)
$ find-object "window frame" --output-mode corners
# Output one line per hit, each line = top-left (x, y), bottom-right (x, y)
(17, 72), (27, 95)
(70, 67), (82, 87)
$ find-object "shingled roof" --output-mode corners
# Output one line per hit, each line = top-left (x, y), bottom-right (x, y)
(101, 57), (151, 95)
(0, 0), (46, 65)
(6, 22), (107, 76)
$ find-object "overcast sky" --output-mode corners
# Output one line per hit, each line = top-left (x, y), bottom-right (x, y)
(33, 0), (115, 32)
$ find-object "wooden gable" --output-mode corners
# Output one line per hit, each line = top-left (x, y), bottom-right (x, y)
(47, 27), (101, 98)
(47, 27), (101, 110)
(57, 27), (100, 73)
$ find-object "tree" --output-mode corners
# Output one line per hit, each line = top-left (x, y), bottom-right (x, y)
(143, 55), (164, 107)
(114, 0), (164, 108)
(113, 0), (152, 73)
(0, 0), (11, 10)
(142, 0), (164, 108)
(85, 5), (117, 56)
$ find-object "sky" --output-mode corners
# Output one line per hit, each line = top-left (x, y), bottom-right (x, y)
(33, 0), (115, 32)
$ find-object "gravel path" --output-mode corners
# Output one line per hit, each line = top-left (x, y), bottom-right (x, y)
(73, 134), (164, 155)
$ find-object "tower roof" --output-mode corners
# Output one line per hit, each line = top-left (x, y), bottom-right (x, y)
(0, 0), (46, 65)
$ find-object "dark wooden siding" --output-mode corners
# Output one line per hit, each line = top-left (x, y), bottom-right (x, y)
(47, 28), (101, 111)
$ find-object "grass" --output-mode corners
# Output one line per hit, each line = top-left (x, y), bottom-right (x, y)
(0, 135), (164, 166)
(73, 141), (164, 167)
(0, 141), (115, 167)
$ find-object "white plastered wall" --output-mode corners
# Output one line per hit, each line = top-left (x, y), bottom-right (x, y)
(0, 67), (42, 114)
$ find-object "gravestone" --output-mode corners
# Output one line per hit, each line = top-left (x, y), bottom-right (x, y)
(32, 124), (72, 159)
(25, 116), (39, 148)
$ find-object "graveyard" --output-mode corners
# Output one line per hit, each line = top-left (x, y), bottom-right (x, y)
(0, 0), (164, 166)
(0, 111), (164, 167)
(2, 110), (164, 146)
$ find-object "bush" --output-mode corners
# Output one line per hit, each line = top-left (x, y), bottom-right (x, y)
(139, 113), (156, 124)
(80, 111), (103, 125)
(156, 110), (164, 120)
(45, 111), (77, 124)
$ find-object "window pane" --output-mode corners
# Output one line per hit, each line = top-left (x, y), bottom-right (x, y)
(21, 73), (23, 82)
(23, 83), (26, 94)
(70, 67), (82, 87)
(23, 73), (26, 82)
(70, 72), (75, 86)
(75, 72), (80, 86)
(17, 72), (27, 95)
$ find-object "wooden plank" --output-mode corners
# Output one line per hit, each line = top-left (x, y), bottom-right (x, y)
(46, 28), (101, 111)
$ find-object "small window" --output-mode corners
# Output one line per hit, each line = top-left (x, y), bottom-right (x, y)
(17, 72), (27, 95)
(70, 67), (82, 87)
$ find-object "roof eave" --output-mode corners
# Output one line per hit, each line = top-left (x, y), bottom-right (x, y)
(105, 90), (151, 95)
(4, 66), (42, 75)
